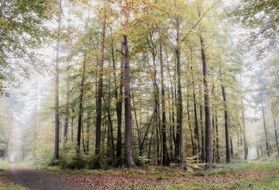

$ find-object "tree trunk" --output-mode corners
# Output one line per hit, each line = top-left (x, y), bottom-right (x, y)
(199, 101), (205, 162)
(64, 62), (70, 144)
(122, 35), (134, 167)
(54, 0), (62, 160)
(112, 41), (123, 163)
(167, 88), (174, 161)
(241, 99), (248, 160)
(222, 85), (231, 163)
(159, 41), (170, 166)
(215, 110), (220, 163)
(175, 17), (184, 168)
(95, 9), (106, 158)
(76, 54), (86, 154)
(200, 35), (212, 168)
(272, 114), (279, 155)
(192, 75), (200, 157)
(86, 109), (90, 153)
(186, 93), (194, 157)
(261, 100), (270, 157)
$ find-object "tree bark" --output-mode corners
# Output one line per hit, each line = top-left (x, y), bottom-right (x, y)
(200, 35), (212, 168)
(112, 41), (123, 163)
(95, 8), (106, 158)
(175, 17), (184, 168)
(222, 85), (231, 163)
(76, 54), (86, 154)
(192, 72), (200, 157)
(122, 35), (134, 167)
(241, 99), (248, 160)
(159, 41), (169, 166)
(215, 110), (220, 163)
(261, 100), (270, 157)
(54, 0), (62, 160)
(272, 113), (279, 155)
(64, 62), (70, 144)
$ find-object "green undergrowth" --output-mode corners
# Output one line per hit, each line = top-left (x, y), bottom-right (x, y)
(0, 184), (26, 190)
(139, 161), (279, 190)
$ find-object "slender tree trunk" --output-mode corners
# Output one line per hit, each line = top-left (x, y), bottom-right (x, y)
(186, 93), (194, 156)
(199, 101), (205, 162)
(64, 62), (70, 144)
(149, 50), (161, 164)
(167, 89), (174, 161)
(172, 85), (178, 160)
(122, 35), (134, 167)
(71, 114), (74, 143)
(95, 8), (106, 158)
(212, 112), (216, 163)
(192, 77), (200, 157)
(175, 17), (184, 168)
(215, 110), (220, 163)
(241, 99), (248, 160)
(200, 35), (212, 168)
(261, 100), (270, 157)
(159, 41), (170, 166)
(222, 85), (231, 163)
(54, 0), (62, 160)
(112, 42), (123, 163)
(132, 93), (141, 155)
(272, 113), (279, 155)
(77, 54), (86, 154)
(104, 97), (115, 160)
(86, 109), (90, 152)
(230, 135), (234, 157)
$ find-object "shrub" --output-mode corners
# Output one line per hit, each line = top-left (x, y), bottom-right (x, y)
(135, 156), (150, 167)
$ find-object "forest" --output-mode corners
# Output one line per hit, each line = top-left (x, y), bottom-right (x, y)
(0, 0), (279, 189)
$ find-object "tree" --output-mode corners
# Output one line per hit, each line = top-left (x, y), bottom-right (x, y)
(54, 0), (62, 160)
(222, 85), (231, 163)
(95, 1), (107, 162)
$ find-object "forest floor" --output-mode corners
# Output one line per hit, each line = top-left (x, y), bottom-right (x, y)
(0, 161), (279, 190)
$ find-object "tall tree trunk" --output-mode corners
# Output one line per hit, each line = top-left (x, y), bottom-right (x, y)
(159, 41), (169, 166)
(272, 113), (279, 155)
(122, 35), (134, 167)
(149, 49), (161, 164)
(200, 35), (212, 168)
(199, 100), (205, 162)
(192, 75), (200, 157)
(172, 85), (177, 161)
(186, 93), (194, 156)
(112, 41), (123, 163)
(104, 97), (115, 161)
(230, 135), (234, 157)
(54, 0), (62, 160)
(64, 62), (70, 144)
(215, 110), (220, 163)
(77, 54), (86, 154)
(95, 8), (106, 158)
(167, 88), (174, 161)
(175, 16), (184, 168)
(261, 100), (270, 157)
(222, 85), (231, 163)
(241, 99), (248, 160)
(86, 109), (90, 152)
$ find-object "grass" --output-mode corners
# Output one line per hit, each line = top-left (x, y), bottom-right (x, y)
(0, 184), (26, 190)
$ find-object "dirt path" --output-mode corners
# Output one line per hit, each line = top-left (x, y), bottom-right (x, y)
(7, 166), (89, 190)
